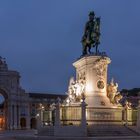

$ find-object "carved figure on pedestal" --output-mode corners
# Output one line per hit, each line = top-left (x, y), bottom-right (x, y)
(124, 101), (132, 109)
(114, 94), (123, 104)
(67, 77), (85, 104)
(94, 57), (109, 78)
(67, 77), (76, 103)
(107, 78), (122, 105)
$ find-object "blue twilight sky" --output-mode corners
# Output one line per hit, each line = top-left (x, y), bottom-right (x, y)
(0, 0), (140, 94)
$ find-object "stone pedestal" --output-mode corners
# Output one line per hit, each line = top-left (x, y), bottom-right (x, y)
(73, 54), (113, 107)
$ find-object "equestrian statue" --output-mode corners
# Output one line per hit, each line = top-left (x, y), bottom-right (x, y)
(81, 11), (101, 55)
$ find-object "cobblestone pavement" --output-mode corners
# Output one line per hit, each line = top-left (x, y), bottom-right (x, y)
(0, 130), (140, 140)
(1, 135), (140, 140)
(0, 130), (36, 140)
(0, 137), (16, 140)
(12, 136), (140, 140)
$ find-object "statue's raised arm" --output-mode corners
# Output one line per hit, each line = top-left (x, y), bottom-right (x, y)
(81, 11), (101, 55)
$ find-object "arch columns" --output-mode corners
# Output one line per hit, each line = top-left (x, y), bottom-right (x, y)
(17, 104), (21, 129)
(26, 104), (31, 129)
(13, 104), (18, 129)
(8, 103), (19, 130)
(8, 103), (13, 129)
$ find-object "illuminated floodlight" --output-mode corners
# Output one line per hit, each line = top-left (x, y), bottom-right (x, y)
(36, 113), (39, 117)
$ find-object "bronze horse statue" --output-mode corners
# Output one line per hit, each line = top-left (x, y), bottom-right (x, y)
(82, 11), (100, 55)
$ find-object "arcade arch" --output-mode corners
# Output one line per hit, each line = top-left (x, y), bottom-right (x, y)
(0, 89), (8, 130)
(20, 118), (26, 129)
(30, 118), (37, 129)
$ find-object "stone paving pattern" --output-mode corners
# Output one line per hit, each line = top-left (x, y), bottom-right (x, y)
(0, 126), (140, 140)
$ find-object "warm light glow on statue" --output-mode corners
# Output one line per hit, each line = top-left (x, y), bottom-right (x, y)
(67, 77), (85, 104)
(107, 78), (122, 105)
(86, 83), (93, 93)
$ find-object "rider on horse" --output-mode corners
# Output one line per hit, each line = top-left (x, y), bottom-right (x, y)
(81, 11), (100, 55)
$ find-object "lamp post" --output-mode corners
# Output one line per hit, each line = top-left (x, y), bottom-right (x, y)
(36, 104), (45, 129)
(81, 93), (87, 127)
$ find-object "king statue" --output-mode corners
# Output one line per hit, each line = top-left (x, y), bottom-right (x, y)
(81, 11), (100, 55)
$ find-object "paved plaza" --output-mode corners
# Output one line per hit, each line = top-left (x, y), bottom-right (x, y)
(0, 130), (140, 140)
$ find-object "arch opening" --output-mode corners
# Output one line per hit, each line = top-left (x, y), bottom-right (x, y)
(30, 118), (37, 129)
(20, 118), (26, 129)
(0, 90), (8, 130)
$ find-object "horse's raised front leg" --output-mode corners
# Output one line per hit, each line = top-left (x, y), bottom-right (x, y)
(96, 45), (98, 54)
(88, 46), (91, 54)
(82, 45), (87, 55)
